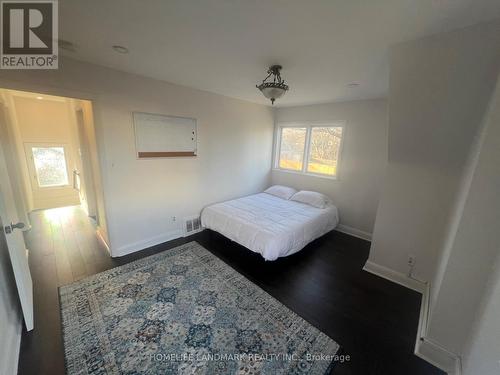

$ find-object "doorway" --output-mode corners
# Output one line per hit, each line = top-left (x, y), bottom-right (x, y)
(0, 89), (107, 233)
(0, 89), (110, 317)
(0, 86), (110, 329)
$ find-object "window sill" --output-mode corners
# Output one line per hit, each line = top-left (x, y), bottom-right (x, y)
(272, 168), (339, 181)
(38, 184), (71, 189)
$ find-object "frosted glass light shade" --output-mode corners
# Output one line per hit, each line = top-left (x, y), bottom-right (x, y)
(260, 86), (287, 100)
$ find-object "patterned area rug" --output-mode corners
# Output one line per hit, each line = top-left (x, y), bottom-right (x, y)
(60, 242), (340, 374)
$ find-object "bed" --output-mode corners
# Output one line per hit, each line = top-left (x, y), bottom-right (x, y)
(200, 191), (339, 261)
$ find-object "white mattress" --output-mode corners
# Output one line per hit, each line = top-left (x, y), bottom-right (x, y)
(201, 193), (339, 261)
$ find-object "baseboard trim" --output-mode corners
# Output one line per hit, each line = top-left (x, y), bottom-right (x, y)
(182, 228), (203, 237)
(363, 261), (460, 373)
(414, 283), (462, 374)
(335, 224), (372, 241)
(363, 260), (426, 293)
(113, 229), (183, 257)
(416, 338), (462, 374)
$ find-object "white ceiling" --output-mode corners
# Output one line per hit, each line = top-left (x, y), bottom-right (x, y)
(59, 0), (500, 107)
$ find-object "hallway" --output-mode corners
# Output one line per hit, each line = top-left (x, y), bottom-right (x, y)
(19, 206), (112, 374)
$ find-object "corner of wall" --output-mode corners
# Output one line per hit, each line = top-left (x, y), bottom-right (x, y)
(363, 259), (426, 293)
(335, 224), (372, 241)
(413, 283), (462, 374)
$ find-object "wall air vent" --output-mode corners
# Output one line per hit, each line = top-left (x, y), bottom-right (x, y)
(184, 216), (203, 236)
(192, 217), (201, 231)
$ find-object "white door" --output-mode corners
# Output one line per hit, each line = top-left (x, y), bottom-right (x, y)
(0, 142), (33, 331)
(24, 142), (80, 210)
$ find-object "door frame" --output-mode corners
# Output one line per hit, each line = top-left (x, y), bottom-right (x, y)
(0, 80), (111, 250)
(75, 108), (99, 220)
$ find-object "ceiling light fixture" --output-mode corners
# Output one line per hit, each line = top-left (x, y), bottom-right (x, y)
(36, 96), (43, 100)
(112, 45), (129, 54)
(256, 65), (289, 105)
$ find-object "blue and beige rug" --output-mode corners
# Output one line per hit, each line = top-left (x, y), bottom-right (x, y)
(60, 242), (339, 374)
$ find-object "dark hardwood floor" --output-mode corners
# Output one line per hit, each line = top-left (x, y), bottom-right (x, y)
(19, 205), (444, 375)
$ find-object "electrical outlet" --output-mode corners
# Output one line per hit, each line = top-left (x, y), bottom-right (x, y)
(408, 255), (416, 267)
(172, 216), (176, 222)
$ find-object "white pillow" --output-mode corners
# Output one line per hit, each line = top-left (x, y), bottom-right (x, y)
(290, 190), (331, 209)
(264, 185), (297, 200)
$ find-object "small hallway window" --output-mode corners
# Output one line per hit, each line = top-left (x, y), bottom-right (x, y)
(31, 146), (70, 187)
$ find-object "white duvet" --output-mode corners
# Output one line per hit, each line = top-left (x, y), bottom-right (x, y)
(201, 193), (339, 261)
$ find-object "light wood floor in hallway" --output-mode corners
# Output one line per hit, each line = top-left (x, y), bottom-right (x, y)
(19, 206), (112, 374)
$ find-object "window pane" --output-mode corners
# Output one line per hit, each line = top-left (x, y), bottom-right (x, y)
(279, 127), (306, 171)
(307, 127), (343, 176)
(32, 147), (69, 187)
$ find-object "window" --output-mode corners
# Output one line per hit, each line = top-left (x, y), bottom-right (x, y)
(278, 127), (307, 171)
(276, 124), (344, 178)
(31, 146), (69, 187)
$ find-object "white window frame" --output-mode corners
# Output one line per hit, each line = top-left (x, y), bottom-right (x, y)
(273, 121), (345, 180)
(25, 142), (72, 189)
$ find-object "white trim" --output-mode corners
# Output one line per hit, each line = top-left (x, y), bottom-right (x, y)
(363, 260), (426, 293)
(274, 121), (346, 179)
(272, 167), (338, 180)
(416, 282), (431, 349)
(363, 261), (461, 374)
(302, 126), (312, 173)
(182, 228), (203, 237)
(112, 229), (183, 257)
(416, 338), (462, 375)
(414, 283), (462, 375)
(96, 226), (111, 256)
(335, 224), (372, 241)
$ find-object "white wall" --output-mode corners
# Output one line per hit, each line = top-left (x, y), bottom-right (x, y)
(272, 99), (388, 237)
(369, 20), (500, 282)
(10, 94), (81, 210)
(463, 256), (500, 375)
(427, 73), (500, 358)
(0, 58), (274, 256)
